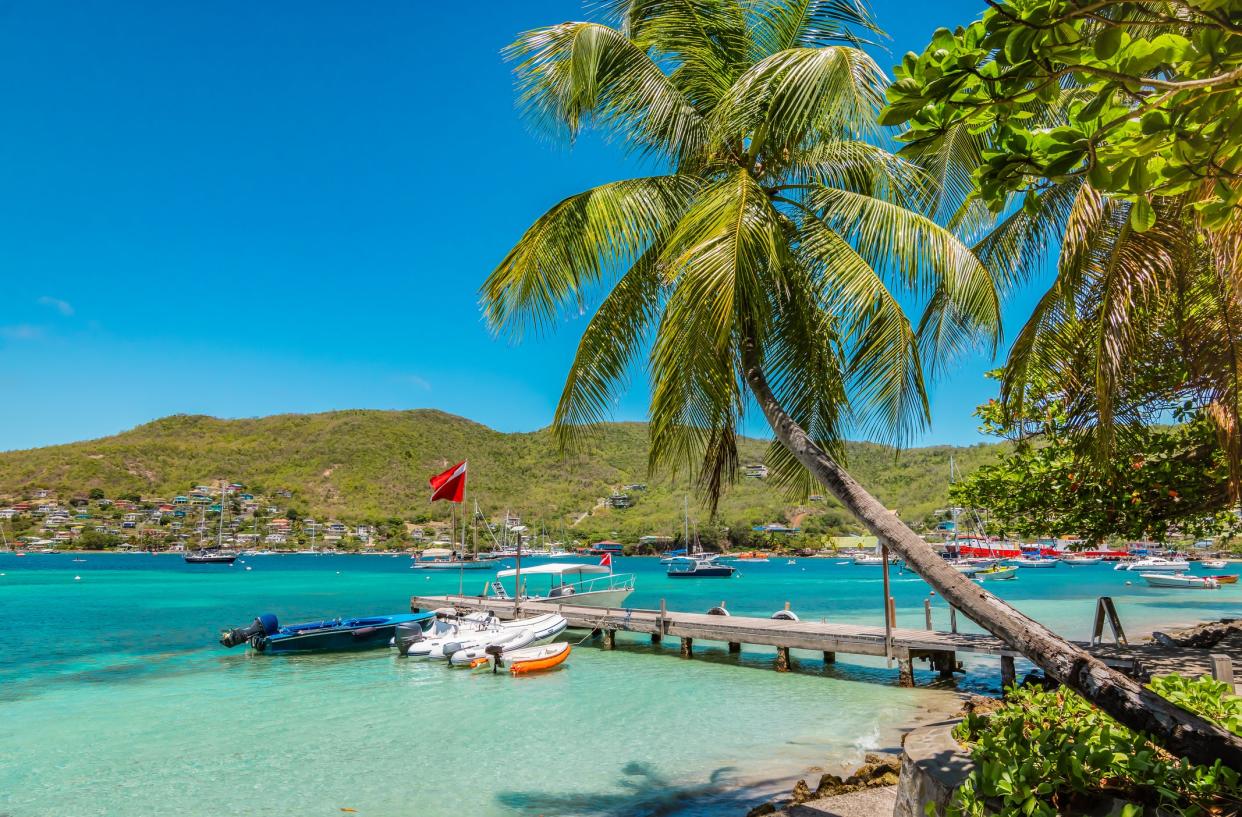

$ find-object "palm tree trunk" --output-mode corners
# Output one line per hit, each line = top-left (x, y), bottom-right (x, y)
(741, 346), (1242, 770)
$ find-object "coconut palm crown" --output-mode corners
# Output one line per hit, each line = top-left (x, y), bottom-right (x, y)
(481, 0), (1002, 506)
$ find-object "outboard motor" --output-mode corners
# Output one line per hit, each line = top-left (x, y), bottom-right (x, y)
(395, 619), (428, 657)
(220, 613), (279, 648)
(484, 644), (505, 674)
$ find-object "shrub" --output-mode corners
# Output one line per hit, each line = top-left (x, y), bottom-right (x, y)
(951, 676), (1241, 817)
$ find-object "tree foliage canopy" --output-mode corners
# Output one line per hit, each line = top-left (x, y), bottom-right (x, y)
(883, 0), (1242, 229)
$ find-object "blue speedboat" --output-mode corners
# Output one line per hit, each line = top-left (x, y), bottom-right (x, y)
(219, 611), (436, 653)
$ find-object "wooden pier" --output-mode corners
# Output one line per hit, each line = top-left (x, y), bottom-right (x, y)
(410, 594), (1241, 689)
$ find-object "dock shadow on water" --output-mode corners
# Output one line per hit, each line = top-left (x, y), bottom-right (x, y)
(496, 761), (781, 817)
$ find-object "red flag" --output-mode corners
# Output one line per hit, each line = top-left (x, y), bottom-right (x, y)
(599, 552), (612, 569)
(429, 460), (467, 503)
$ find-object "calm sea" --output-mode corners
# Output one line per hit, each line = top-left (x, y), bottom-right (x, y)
(1, 553), (1236, 817)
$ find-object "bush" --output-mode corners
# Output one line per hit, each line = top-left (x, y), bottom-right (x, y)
(951, 676), (1241, 817)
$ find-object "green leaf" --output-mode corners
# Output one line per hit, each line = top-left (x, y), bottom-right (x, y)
(1094, 27), (1123, 60)
(1129, 197), (1155, 232)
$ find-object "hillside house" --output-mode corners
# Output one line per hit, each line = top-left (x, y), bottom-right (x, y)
(608, 492), (634, 509)
(174, 496), (189, 504)
(328, 522), (347, 535)
(744, 464), (769, 479)
(34, 489), (49, 499)
(623, 483), (648, 492)
(264, 533), (287, 545)
(0, 509), (16, 519)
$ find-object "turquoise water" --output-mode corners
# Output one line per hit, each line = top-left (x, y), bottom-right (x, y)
(1, 553), (1238, 817)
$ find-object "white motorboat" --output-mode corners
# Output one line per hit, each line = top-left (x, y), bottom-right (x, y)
(493, 563), (635, 608)
(403, 612), (567, 659)
(1005, 556), (1058, 568)
(1141, 573), (1220, 589)
(976, 565), (1017, 581)
(1114, 557), (1190, 572)
(1202, 559), (1228, 569)
(447, 628), (536, 665)
(951, 562), (982, 576)
(1061, 556), (1103, 565)
(853, 554), (892, 566)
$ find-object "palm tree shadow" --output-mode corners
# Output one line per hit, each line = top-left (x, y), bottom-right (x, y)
(495, 760), (779, 816)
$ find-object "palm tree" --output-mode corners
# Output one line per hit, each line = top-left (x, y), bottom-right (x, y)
(480, 0), (1242, 766)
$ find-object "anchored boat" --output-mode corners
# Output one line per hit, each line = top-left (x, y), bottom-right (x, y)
(220, 612), (436, 653)
(976, 565), (1017, 581)
(667, 556), (737, 578)
(1140, 573), (1220, 589)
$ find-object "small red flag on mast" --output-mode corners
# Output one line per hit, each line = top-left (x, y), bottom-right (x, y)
(429, 460), (467, 503)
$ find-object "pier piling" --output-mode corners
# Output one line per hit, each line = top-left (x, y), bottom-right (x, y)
(776, 646), (792, 672)
(823, 651), (835, 664)
(1000, 655), (1016, 689)
(728, 641), (741, 654)
(680, 636), (693, 658)
(897, 654), (914, 687)
(602, 629), (616, 650)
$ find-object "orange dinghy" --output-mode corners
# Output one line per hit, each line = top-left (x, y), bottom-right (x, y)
(505, 642), (570, 675)
(1208, 574), (1238, 584)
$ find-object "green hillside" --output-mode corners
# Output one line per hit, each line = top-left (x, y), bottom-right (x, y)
(0, 410), (1004, 540)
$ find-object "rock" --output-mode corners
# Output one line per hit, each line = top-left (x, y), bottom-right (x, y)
(813, 754), (901, 798)
(957, 695), (1003, 718)
(745, 802), (777, 817)
(790, 779), (813, 805)
(1154, 618), (1242, 648)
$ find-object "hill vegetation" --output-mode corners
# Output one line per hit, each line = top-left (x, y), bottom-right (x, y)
(0, 410), (1004, 542)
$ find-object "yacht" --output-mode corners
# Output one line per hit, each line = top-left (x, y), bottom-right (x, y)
(1114, 556), (1190, 572)
(667, 555), (737, 578)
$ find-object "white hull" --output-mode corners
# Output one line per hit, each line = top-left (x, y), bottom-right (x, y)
(977, 567), (1017, 580)
(411, 560), (501, 570)
(528, 587), (634, 608)
(1115, 559), (1190, 572)
(1005, 558), (1058, 568)
(1140, 573), (1219, 589)
(1061, 557), (1102, 565)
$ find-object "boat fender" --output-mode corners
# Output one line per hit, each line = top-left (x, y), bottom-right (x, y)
(469, 657), (490, 669)
(707, 606), (730, 616)
(771, 610), (800, 622)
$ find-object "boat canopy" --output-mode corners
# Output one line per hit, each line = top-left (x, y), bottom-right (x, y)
(421, 547), (454, 558)
(496, 563), (610, 579)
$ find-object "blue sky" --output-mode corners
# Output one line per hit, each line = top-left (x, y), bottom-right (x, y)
(0, 0), (1040, 453)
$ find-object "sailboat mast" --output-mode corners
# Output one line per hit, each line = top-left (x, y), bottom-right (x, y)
(216, 480), (226, 549)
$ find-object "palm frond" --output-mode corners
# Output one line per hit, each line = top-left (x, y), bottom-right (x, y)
(481, 175), (700, 337)
(793, 208), (928, 444)
(710, 46), (886, 165)
(746, 0), (882, 57)
(601, 0), (752, 113)
(553, 247), (666, 451)
(506, 22), (706, 163)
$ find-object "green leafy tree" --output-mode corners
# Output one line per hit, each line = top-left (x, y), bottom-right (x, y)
(78, 530), (121, 550)
(884, 0), (1242, 227)
(88, 488), (105, 500)
(480, 0), (1239, 765)
(953, 394), (1240, 545)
